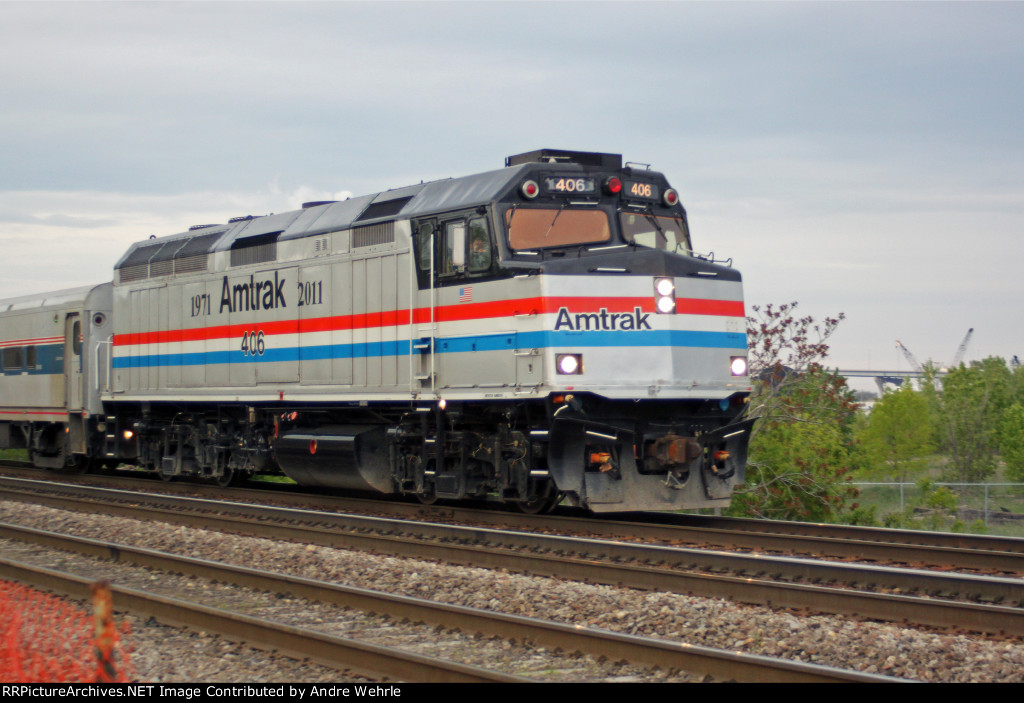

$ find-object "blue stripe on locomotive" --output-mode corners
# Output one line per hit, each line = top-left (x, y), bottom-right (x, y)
(111, 329), (747, 369)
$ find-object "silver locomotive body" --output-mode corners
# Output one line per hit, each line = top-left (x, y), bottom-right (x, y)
(24, 149), (752, 511)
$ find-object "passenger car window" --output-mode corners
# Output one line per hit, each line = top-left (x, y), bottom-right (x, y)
(3, 347), (22, 370)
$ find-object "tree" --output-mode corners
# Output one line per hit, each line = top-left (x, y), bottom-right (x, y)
(858, 385), (933, 483)
(727, 303), (861, 522)
(933, 358), (1013, 483)
(999, 402), (1024, 482)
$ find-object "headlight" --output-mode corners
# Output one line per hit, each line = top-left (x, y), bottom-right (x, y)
(654, 277), (676, 314)
(556, 353), (583, 375)
(730, 356), (748, 376)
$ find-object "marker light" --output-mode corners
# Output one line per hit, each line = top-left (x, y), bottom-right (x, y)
(556, 353), (583, 375)
(730, 356), (748, 376)
(603, 176), (623, 195)
(521, 180), (539, 199)
(663, 188), (679, 207)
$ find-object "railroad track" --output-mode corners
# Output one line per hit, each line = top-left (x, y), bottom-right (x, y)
(5, 463), (1023, 574)
(0, 522), (890, 683)
(2, 476), (1024, 639)
(0, 556), (524, 683)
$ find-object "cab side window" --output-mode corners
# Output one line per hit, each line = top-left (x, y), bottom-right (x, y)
(467, 216), (492, 274)
(441, 221), (466, 277)
(412, 212), (496, 289)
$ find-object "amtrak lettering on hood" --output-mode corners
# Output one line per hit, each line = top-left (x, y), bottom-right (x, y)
(553, 306), (652, 331)
(219, 272), (287, 313)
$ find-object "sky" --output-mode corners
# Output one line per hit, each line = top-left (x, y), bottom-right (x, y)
(1, 1), (1021, 385)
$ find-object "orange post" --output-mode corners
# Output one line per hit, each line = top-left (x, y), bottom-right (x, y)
(91, 581), (118, 683)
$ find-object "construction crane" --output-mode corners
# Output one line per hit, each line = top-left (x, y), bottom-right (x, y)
(896, 328), (973, 373)
(895, 339), (924, 374)
(951, 328), (974, 368)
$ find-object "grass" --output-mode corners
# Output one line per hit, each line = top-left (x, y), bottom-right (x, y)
(851, 454), (1024, 536)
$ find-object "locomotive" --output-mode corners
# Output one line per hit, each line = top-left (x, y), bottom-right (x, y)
(0, 149), (753, 513)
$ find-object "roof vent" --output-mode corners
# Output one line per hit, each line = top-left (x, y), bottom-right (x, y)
(302, 200), (337, 209)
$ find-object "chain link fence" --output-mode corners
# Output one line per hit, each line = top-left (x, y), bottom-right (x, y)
(853, 482), (1024, 535)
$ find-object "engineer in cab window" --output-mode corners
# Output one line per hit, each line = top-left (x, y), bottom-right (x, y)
(468, 220), (491, 273)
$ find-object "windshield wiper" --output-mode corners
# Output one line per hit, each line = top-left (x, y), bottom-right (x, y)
(640, 207), (669, 244)
(543, 201), (568, 238)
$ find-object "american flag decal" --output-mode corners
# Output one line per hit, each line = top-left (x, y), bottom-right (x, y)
(459, 286), (473, 302)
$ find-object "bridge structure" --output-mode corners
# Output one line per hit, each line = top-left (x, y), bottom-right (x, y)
(836, 368), (941, 394)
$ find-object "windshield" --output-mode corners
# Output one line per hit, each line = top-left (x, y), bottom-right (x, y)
(620, 212), (692, 255)
(506, 207), (610, 250)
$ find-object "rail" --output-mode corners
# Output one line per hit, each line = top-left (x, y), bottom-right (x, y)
(0, 522), (894, 683)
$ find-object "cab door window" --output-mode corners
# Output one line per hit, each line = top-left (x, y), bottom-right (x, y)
(415, 222), (434, 271)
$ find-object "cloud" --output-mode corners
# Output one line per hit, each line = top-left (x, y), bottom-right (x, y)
(1, 1), (1022, 372)
(0, 182), (358, 298)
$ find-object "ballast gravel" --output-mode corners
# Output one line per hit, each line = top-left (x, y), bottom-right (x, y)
(2, 499), (1024, 683)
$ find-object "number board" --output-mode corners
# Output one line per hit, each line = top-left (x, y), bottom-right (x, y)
(622, 180), (660, 202)
(543, 177), (596, 195)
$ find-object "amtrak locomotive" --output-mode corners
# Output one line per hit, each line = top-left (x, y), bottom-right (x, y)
(0, 149), (753, 513)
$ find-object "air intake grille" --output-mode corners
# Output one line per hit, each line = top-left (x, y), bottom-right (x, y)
(173, 254), (209, 274)
(119, 264), (149, 282)
(230, 232), (280, 267)
(352, 222), (395, 248)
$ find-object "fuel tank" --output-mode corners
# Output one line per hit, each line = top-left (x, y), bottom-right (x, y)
(273, 424), (393, 492)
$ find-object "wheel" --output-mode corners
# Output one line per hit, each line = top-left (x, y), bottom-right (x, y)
(214, 468), (236, 487)
(512, 482), (561, 514)
(416, 491), (439, 506)
(60, 453), (90, 475)
(513, 495), (560, 514)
